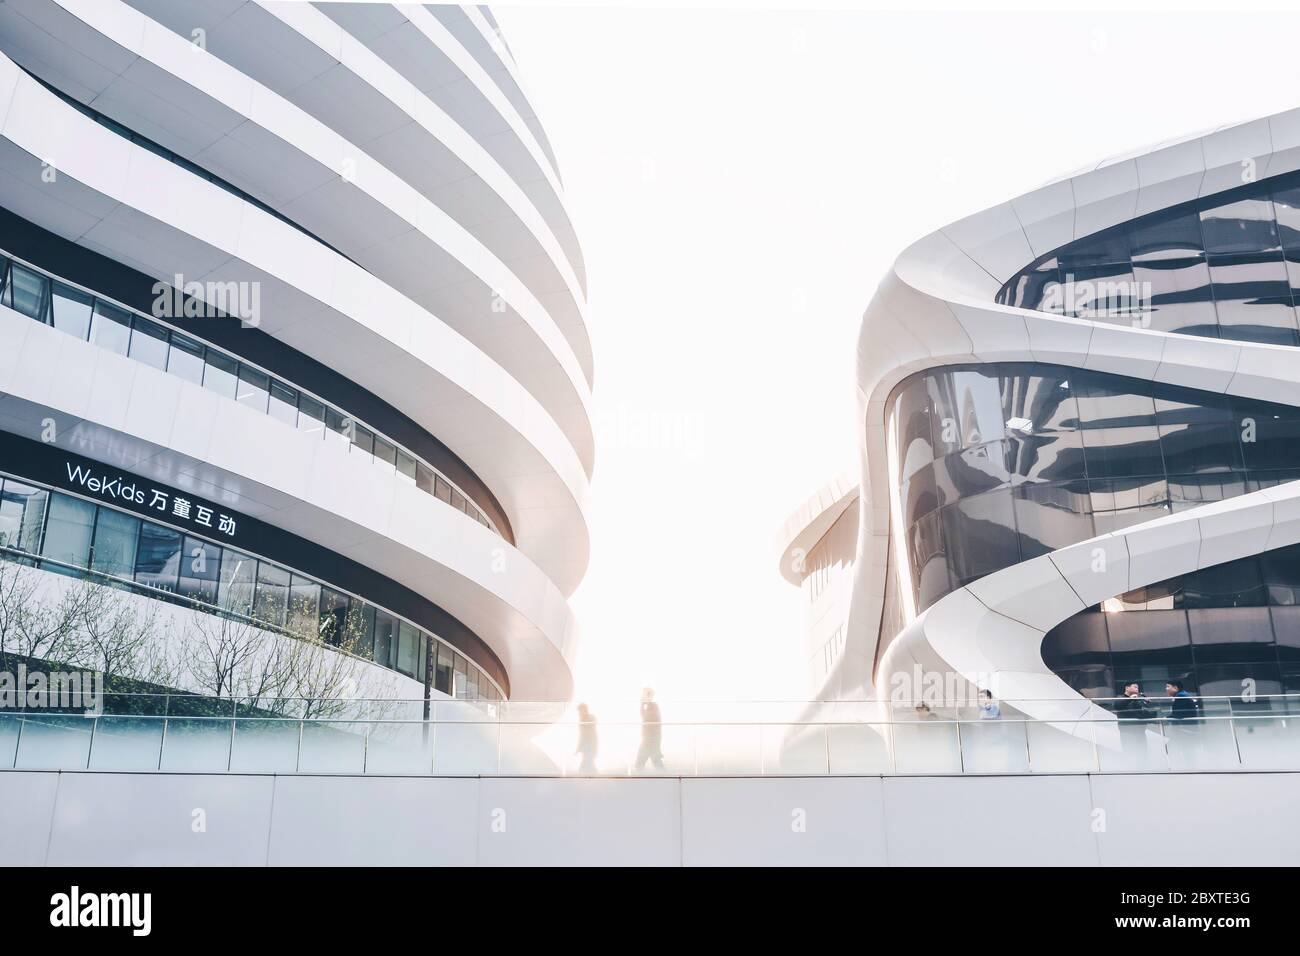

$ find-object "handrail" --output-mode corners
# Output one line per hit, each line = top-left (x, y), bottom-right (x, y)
(2, 708), (1297, 777)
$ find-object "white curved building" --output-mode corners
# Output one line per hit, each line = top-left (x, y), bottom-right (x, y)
(0, 1), (589, 703)
(787, 108), (1300, 725)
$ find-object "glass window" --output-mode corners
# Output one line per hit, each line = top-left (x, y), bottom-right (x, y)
(433, 475), (453, 504)
(350, 602), (376, 658)
(128, 316), (169, 370)
(1195, 662), (1280, 699)
(318, 586), (350, 646)
(1005, 431), (1086, 483)
(453, 653), (468, 698)
(1179, 558), (1266, 609)
(177, 535), (221, 605)
(373, 611), (396, 669)
(287, 575), (321, 638)
(89, 300), (132, 355)
(203, 350), (239, 400)
(0, 478), (47, 553)
(39, 493), (95, 569)
(50, 282), (93, 339)
(1187, 607), (1277, 663)
(268, 381), (297, 426)
(5, 262), (49, 320)
(892, 379), (935, 482)
(415, 463), (435, 495)
(1081, 424), (1165, 479)
(373, 434), (397, 468)
(1106, 609), (1192, 670)
(929, 368), (1006, 453)
(325, 408), (351, 450)
(1261, 545), (1300, 606)
(235, 365), (270, 413)
(1089, 477), (1170, 534)
(435, 644), (453, 694)
(1042, 612), (1110, 670)
(450, 489), (468, 514)
(1012, 480), (1094, 559)
(218, 548), (256, 617)
(352, 424), (375, 458)
(396, 450), (417, 484)
(297, 395), (326, 437)
(940, 490), (1021, 589)
(167, 333), (205, 384)
(1156, 420), (1243, 475)
(253, 562), (291, 627)
(1269, 606), (1300, 660)
(908, 508), (951, 612)
(134, 521), (182, 592)
(397, 620), (419, 676)
(89, 508), (139, 579)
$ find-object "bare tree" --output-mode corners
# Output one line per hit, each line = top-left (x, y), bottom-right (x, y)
(181, 607), (269, 702)
(63, 579), (166, 684)
(0, 562), (85, 665)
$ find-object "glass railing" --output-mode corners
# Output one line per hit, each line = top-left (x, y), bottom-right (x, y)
(0, 250), (501, 535)
(5, 694), (1298, 776)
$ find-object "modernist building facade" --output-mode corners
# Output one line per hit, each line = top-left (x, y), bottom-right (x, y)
(785, 108), (1300, 722)
(0, 1), (590, 704)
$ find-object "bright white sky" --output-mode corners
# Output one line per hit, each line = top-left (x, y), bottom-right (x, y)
(492, 0), (1300, 703)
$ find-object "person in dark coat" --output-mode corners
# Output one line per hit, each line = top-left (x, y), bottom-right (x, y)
(634, 687), (665, 771)
(1166, 680), (1200, 720)
(1113, 682), (1155, 720)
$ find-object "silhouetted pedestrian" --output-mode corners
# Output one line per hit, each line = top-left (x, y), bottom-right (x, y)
(634, 687), (665, 771)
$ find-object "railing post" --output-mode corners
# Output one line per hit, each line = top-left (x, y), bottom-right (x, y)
(157, 717), (168, 771)
(362, 722), (370, 774)
(823, 723), (831, 775)
(12, 715), (24, 769)
(955, 719), (966, 774)
(84, 716), (97, 770)
(226, 715), (236, 772)
(295, 719), (303, 773)
(1022, 719), (1033, 773)
(1228, 715), (1244, 768)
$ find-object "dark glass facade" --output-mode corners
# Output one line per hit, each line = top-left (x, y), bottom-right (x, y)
(0, 470), (504, 702)
(1043, 544), (1300, 700)
(887, 361), (1300, 693)
(997, 170), (1300, 346)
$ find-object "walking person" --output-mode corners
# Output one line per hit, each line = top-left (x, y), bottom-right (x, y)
(575, 702), (598, 774)
(634, 687), (665, 771)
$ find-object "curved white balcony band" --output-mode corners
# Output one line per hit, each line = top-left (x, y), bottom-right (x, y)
(0, 57), (590, 595)
(456, 4), (564, 179)
(257, 0), (591, 383)
(0, 0), (594, 468)
(0, 308), (579, 700)
(343, 2), (581, 288)
(850, 104), (1300, 715)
